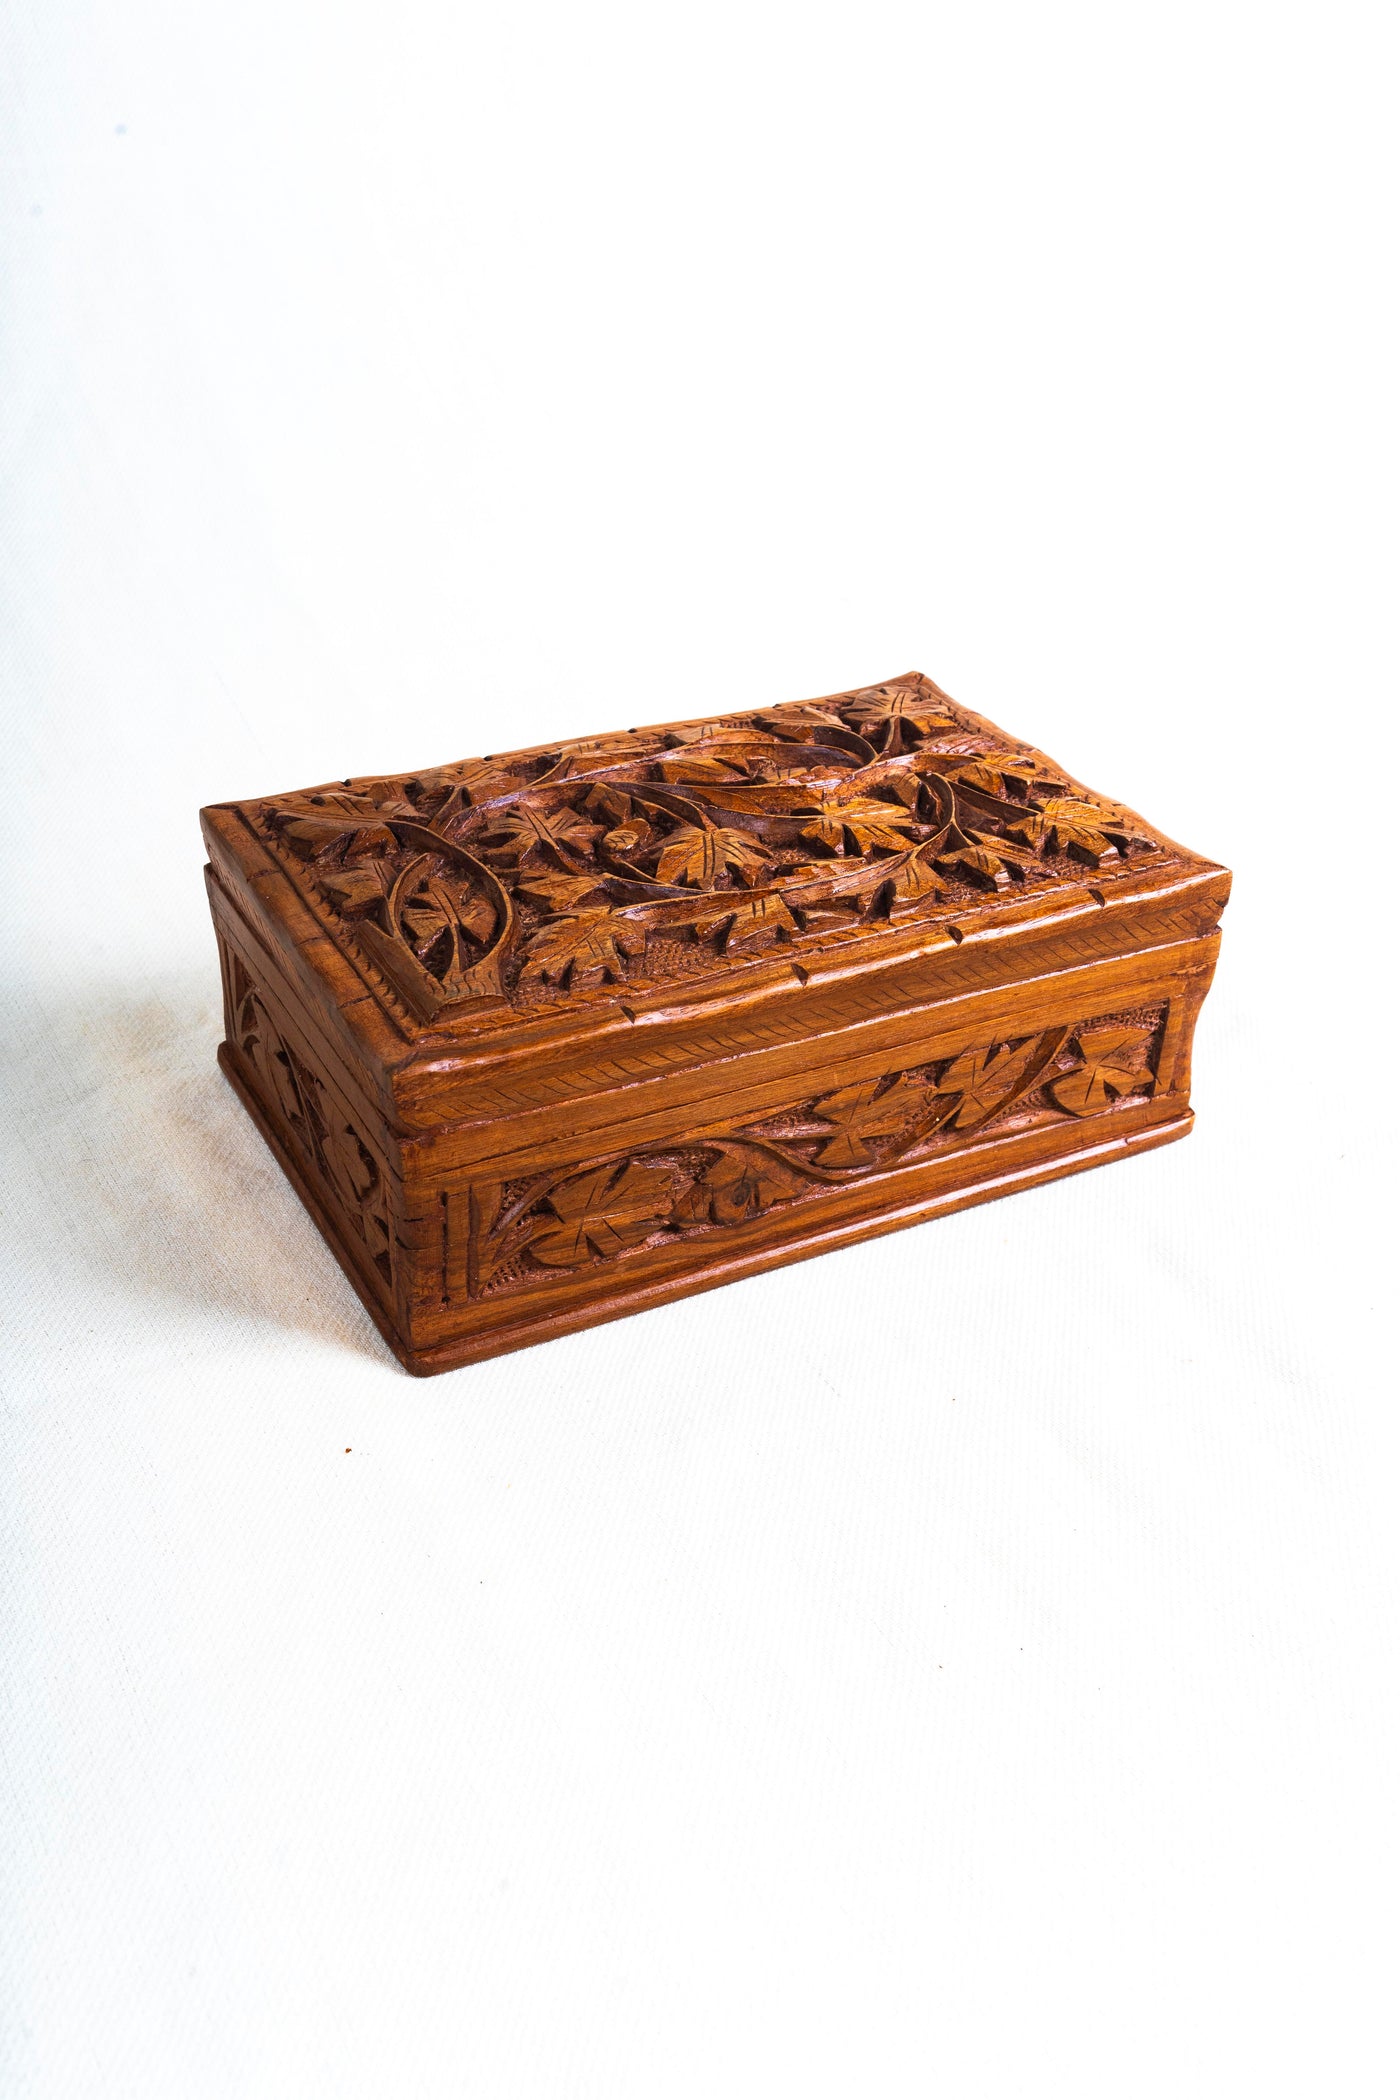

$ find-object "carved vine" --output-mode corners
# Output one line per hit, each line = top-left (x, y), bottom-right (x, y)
(254, 675), (1161, 1019)
(462, 1009), (1164, 1294)
(230, 959), (397, 1291)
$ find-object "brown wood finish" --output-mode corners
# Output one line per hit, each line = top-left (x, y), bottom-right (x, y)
(200, 672), (1229, 1373)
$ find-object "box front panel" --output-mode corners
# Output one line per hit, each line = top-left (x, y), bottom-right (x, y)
(396, 932), (1219, 1370)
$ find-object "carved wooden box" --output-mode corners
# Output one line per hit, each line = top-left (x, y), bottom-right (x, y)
(201, 672), (1228, 1374)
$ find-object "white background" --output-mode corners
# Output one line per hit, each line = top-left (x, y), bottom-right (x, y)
(2, 3), (1396, 2094)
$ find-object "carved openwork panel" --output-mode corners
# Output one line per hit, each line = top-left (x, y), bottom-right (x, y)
(239, 675), (1180, 1024)
(447, 1003), (1168, 1301)
(224, 952), (398, 1296)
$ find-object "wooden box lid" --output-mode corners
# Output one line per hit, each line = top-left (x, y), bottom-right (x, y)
(200, 672), (1228, 1131)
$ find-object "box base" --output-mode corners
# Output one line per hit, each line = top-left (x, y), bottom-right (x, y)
(220, 1041), (1192, 1377)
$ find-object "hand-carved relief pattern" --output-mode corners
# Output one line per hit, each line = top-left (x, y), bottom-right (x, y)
(458, 1004), (1165, 1297)
(251, 675), (1170, 1020)
(229, 956), (397, 1291)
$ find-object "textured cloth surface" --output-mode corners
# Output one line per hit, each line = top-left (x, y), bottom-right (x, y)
(2, 6), (1395, 2096)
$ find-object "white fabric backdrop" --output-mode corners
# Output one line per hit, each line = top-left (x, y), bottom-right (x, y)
(2, 3), (1395, 2094)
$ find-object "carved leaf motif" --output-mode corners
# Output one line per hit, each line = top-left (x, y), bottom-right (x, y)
(481, 803), (603, 866)
(1009, 797), (1139, 868)
(799, 795), (917, 855)
(953, 756), (1054, 799)
(275, 799), (398, 862)
(677, 1147), (800, 1225)
(399, 874), (495, 964)
(518, 908), (646, 985)
(239, 996), (309, 1139)
(530, 1160), (676, 1266)
(687, 891), (798, 948)
(811, 1074), (928, 1166)
(878, 849), (947, 913)
(654, 754), (746, 784)
(847, 685), (955, 739)
(935, 841), (1020, 891)
(420, 758), (524, 814)
(322, 1119), (380, 1211)
(454, 758), (523, 800)
(652, 825), (771, 888)
(373, 848), (509, 1000)
(473, 1184), (550, 1288)
(319, 863), (390, 916)
(234, 977), (394, 1286)
(516, 869), (610, 911)
(583, 784), (634, 824)
(964, 829), (1038, 867)
(1051, 1026), (1155, 1115)
(937, 1037), (1047, 1129)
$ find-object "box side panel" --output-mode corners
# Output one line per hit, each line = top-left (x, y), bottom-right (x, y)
(403, 1116), (1196, 1374)
(209, 880), (412, 1343)
(391, 927), (1221, 1370)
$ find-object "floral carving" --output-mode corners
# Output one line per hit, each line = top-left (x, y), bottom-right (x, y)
(231, 963), (396, 1290)
(478, 802), (604, 867)
(528, 1161), (678, 1266)
(650, 823), (772, 888)
(799, 795), (919, 854)
(1050, 1024), (1156, 1114)
(674, 1147), (806, 1225)
(847, 682), (957, 747)
(810, 1074), (932, 1166)
(251, 675), (1165, 1019)
(462, 1007), (1165, 1294)
(1007, 797), (1139, 870)
(518, 908), (647, 987)
(936, 1037), (1050, 1129)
